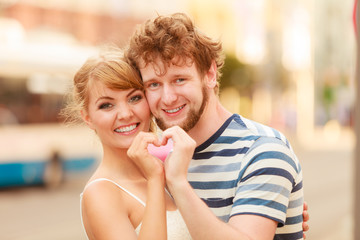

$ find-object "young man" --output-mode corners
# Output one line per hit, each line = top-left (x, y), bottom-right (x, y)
(126, 13), (306, 239)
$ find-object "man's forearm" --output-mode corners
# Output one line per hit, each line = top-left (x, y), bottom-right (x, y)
(167, 178), (250, 240)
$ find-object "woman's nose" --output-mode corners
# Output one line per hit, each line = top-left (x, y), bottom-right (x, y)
(116, 104), (133, 120)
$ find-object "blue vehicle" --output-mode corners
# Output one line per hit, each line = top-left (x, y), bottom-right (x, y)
(0, 19), (100, 188)
(0, 124), (101, 188)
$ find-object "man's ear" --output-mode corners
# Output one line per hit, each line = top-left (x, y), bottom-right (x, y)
(81, 110), (95, 130)
(204, 61), (217, 89)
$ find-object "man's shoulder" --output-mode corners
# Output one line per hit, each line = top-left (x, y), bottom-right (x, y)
(227, 115), (289, 143)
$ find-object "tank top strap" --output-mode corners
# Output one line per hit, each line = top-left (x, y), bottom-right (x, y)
(82, 178), (146, 207)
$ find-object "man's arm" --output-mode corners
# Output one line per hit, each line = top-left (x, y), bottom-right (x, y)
(162, 126), (278, 240)
(167, 175), (277, 240)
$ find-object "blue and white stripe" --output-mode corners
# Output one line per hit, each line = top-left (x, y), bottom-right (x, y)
(188, 114), (304, 239)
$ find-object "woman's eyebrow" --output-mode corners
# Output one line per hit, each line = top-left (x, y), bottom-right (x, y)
(95, 96), (113, 104)
(126, 89), (138, 97)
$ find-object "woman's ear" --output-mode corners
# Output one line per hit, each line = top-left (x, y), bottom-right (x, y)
(204, 61), (217, 89)
(81, 110), (95, 130)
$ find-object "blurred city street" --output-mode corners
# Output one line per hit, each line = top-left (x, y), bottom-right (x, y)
(294, 131), (354, 240)
(0, 0), (357, 239)
(0, 173), (91, 240)
(0, 131), (355, 240)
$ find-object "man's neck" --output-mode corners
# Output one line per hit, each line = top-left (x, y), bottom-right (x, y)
(187, 95), (232, 147)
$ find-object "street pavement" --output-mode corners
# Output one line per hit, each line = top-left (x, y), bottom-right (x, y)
(0, 174), (90, 240)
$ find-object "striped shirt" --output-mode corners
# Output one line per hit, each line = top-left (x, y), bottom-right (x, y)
(188, 114), (303, 240)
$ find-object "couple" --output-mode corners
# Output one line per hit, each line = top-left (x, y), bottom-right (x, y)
(64, 13), (308, 239)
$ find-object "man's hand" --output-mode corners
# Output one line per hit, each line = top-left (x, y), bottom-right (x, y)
(302, 201), (310, 239)
(161, 126), (196, 184)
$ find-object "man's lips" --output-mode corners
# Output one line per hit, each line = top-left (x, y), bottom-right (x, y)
(163, 104), (185, 114)
(114, 123), (139, 133)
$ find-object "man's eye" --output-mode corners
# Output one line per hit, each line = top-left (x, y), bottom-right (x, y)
(129, 95), (142, 103)
(176, 78), (185, 83)
(99, 103), (112, 109)
(148, 82), (159, 88)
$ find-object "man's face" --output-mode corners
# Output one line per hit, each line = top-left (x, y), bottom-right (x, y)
(140, 58), (208, 131)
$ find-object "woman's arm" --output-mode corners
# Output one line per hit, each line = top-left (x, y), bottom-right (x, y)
(138, 172), (167, 240)
(128, 131), (167, 240)
(81, 177), (166, 240)
(81, 182), (140, 240)
(81, 131), (167, 240)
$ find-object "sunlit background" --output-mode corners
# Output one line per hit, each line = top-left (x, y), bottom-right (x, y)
(0, 0), (357, 239)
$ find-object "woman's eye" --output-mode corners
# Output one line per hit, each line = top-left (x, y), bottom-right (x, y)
(129, 94), (142, 103)
(99, 103), (112, 109)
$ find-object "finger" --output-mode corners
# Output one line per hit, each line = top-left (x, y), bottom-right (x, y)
(134, 132), (159, 149)
(303, 201), (308, 211)
(302, 222), (309, 231)
(128, 132), (159, 158)
(160, 127), (179, 145)
(162, 126), (190, 146)
(303, 211), (309, 222)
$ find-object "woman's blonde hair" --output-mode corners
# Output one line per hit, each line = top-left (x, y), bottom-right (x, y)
(61, 46), (155, 131)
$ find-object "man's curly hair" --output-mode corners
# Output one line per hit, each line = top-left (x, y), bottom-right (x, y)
(125, 12), (225, 95)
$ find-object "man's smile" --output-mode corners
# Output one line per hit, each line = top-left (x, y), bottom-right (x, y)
(163, 104), (185, 114)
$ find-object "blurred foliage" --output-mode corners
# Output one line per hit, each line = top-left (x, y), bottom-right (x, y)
(220, 54), (255, 97)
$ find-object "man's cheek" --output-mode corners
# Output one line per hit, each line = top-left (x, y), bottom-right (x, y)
(147, 101), (159, 117)
(145, 94), (158, 110)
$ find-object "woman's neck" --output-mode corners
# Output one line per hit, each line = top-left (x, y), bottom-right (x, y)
(94, 145), (146, 182)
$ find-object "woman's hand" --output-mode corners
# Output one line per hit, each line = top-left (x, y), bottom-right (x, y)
(127, 131), (164, 180)
(128, 131), (167, 240)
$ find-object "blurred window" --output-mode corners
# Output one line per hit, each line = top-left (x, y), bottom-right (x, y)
(0, 77), (64, 124)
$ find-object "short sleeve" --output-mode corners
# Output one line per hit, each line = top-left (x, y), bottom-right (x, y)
(230, 136), (301, 226)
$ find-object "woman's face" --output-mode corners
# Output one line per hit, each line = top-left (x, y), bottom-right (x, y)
(82, 80), (151, 149)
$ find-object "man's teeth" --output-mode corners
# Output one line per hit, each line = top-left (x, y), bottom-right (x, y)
(115, 124), (137, 133)
(165, 105), (184, 113)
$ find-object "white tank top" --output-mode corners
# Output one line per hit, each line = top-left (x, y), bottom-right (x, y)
(80, 178), (191, 239)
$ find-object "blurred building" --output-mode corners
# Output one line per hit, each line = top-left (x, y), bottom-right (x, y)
(0, 0), (141, 123)
(188, 0), (356, 147)
(0, 0), (356, 137)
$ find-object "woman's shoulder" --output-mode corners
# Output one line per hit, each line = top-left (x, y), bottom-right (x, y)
(82, 178), (127, 207)
(81, 177), (135, 228)
(80, 177), (143, 239)
(82, 177), (146, 208)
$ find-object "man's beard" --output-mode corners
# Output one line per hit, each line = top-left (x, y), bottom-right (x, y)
(155, 86), (208, 132)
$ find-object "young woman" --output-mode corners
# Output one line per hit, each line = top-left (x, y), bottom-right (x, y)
(62, 47), (190, 239)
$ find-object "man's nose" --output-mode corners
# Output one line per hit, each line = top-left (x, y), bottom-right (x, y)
(162, 84), (177, 105)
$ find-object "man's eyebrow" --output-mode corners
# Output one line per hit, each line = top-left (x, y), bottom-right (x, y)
(143, 73), (190, 83)
(172, 74), (190, 78)
(142, 78), (157, 83)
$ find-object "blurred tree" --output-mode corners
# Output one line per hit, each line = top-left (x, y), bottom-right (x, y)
(220, 53), (255, 97)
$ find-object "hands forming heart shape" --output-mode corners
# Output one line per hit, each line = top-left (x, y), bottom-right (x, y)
(147, 139), (173, 162)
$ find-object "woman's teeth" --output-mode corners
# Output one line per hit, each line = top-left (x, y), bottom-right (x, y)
(115, 124), (137, 133)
